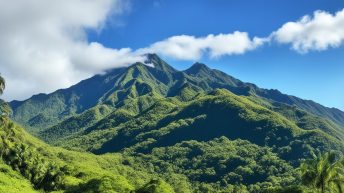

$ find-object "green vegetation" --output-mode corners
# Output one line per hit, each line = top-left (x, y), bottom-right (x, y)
(1, 74), (174, 193)
(2, 55), (344, 192)
(130, 137), (298, 192)
(53, 89), (344, 163)
(300, 152), (344, 193)
(0, 75), (4, 94)
(10, 54), (344, 134)
(2, 118), (343, 193)
(0, 161), (37, 193)
(0, 119), (178, 193)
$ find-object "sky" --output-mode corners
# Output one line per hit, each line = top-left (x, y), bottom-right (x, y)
(0, 0), (344, 110)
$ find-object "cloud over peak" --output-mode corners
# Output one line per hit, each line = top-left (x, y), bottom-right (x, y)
(1, 1), (343, 101)
(139, 31), (265, 60)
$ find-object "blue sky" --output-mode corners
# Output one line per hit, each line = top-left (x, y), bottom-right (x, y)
(1, 0), (344, 111)
(87, 0), (344, 110)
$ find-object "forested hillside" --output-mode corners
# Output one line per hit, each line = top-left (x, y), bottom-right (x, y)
(0, 118), (178, 192)
(10, 54), (344, 133)
(3, 54), (344, 192)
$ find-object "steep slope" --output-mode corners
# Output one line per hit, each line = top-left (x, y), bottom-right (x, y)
(9, 55), (178, 132)
(11, 54), (344, 133)
(252, 88), (344, 127)
(5, 54), (344, 192)
(9, 67), (127, 132)
(182, 62), (344, 127)
(0, 161), (38, 193)
(9, 54), (344, 156)
(56, 89), (344, 159)
(0, 119), (178, 193)
(41, 89), (344, 192)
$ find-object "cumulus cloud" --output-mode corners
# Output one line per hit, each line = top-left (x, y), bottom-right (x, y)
(272, 8), (344, 53)
(5, 1), (342, 101)
(138, 32), (265, 60)
(0, 0), (265, 102)
(0, 0), (144, 101)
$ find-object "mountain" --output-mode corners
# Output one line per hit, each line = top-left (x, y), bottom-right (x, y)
(7, 54), (344, 192)
(11, 54), (344, 132)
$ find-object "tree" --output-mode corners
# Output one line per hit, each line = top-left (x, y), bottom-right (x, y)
(0, 74), (4, 95)
(300, 152), (344, 193)
(137, 179), (175, 193)
(0, 75), (10, 121)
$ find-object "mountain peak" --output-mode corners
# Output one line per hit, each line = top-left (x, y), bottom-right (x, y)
(130, 61), (146, 67)
(144, 53), (176, 73)
(145, 53), (160, 61)
(184, 62), (211, 75)
(192, 62), (209, 69)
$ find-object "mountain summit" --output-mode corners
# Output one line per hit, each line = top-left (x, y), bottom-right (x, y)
(145, 53), (177, 73)
(10, 54), (344, 131)
(9, 54), (344, 151)
(7, 54), (344, 192)
(184, 62), (212, 75)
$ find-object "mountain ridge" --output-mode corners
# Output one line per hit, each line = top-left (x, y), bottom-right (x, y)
(4, 53), (344, 192)
(9, 54), (344, 131)
(8, 55), (344, 152)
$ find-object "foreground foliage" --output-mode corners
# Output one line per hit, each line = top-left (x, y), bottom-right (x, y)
(0, 119), (178, 193)
(300, 152), (344, 193)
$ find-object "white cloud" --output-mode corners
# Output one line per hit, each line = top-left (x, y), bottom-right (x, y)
(138, 32), (265, 60)
(0, 0), (144, 101)
(272, 8), (344, 53)
(5, 1), (342, 101)
(0, 1), (265, 102)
